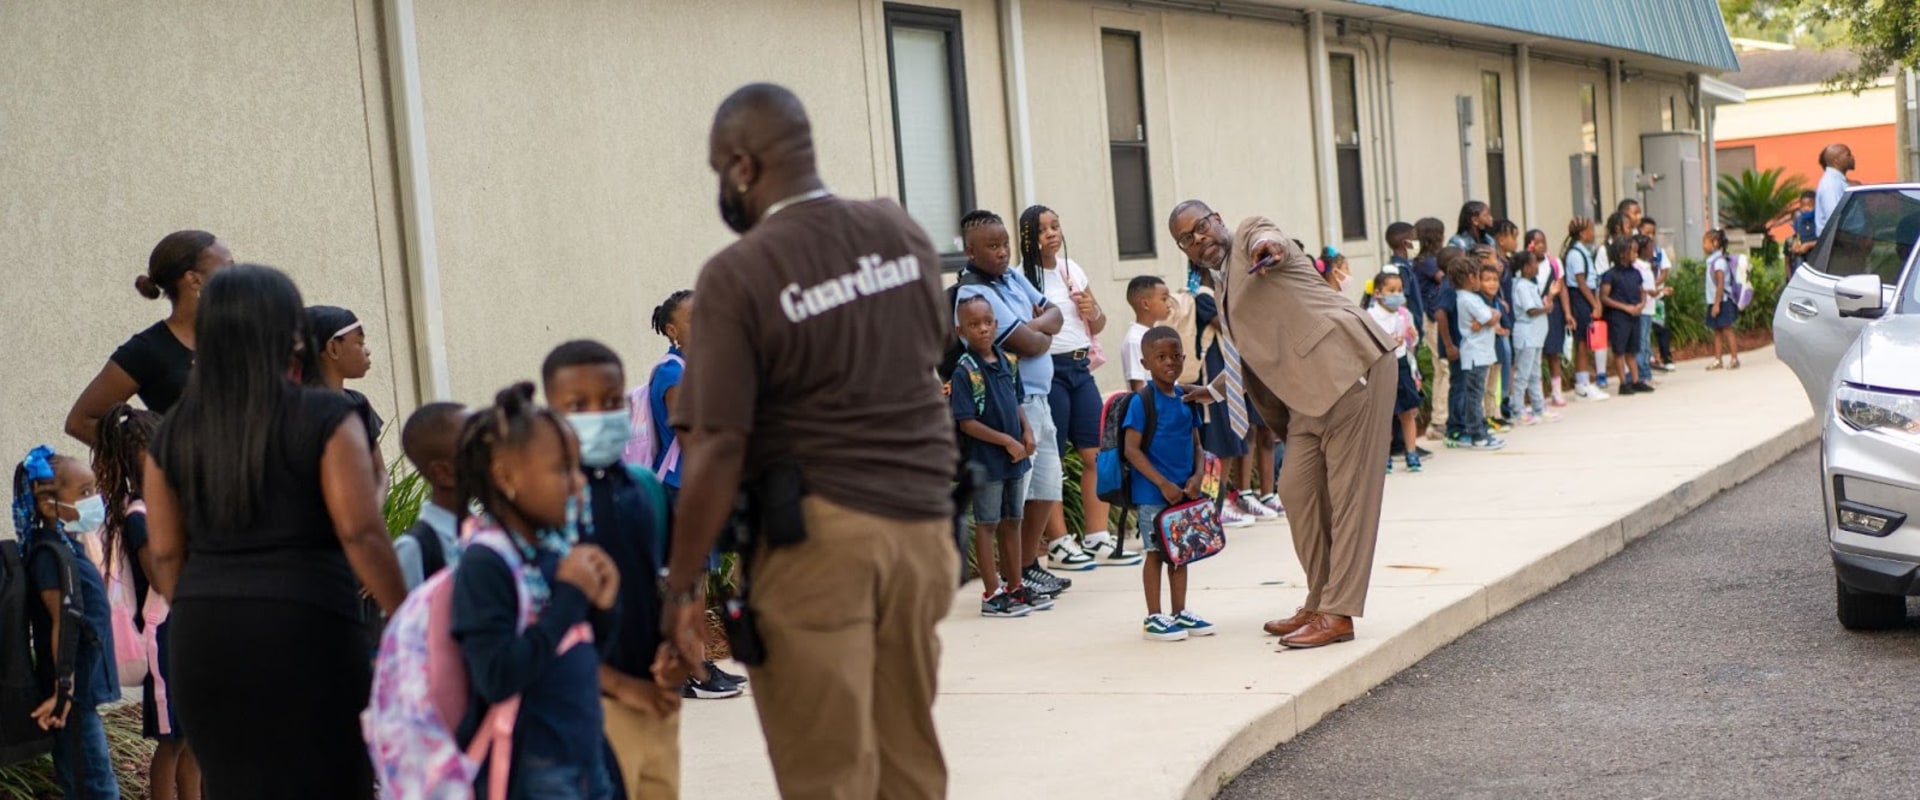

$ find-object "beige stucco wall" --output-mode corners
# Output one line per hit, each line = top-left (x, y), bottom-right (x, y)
(0, 0), (405, 466)
(1528, 59), (1615, 230)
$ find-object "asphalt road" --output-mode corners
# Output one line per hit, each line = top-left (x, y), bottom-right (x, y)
(1221, 446), (1920, 800)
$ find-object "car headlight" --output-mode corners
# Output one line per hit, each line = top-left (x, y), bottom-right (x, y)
(1835, 384), (1920, 440)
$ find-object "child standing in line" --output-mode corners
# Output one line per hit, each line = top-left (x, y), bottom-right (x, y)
(393, 402), (468, 592)
(1631, 234), (1668, 382)
(951, 296), (1046, 618)
(1456, 267), (1506, 450)
(1525, 229), (1571, 407)
(1368, 271), (1423, 473)
(1600, 238), (1652, 396)
(450, 384), (621, 798)
(1124, 327), (1212, 642)
(1638, 217), (1677, 372)
(1434, 247), (1469, 445)
(1507, 253), (1558, 425)
(13, 446), (120, 798)
(1122, 276), (1171, 393)
(93, 407), (201, 800)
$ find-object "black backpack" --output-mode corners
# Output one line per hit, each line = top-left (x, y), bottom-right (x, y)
(2, 535), (82, 768)
(405, 519), (448, 578)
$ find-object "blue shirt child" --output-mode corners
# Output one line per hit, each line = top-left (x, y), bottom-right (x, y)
(1456, 292), (1498, 370)
(646, 347), (685, 489)
(26, 530), (118, 709)
(1122, 384), (1203, 507)
(949, 346), (1031, 483)
(956, 270), (1054, 399)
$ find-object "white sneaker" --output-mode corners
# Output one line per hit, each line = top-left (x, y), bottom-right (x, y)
(1575, 384), (1611, 401)
(1046, 536), (1097, 571)
(1219, 505), (1256, 529)
(1084, 533), (1144, 566)
(1257, 493), (1286, 517)
(1235, 492), (1279, 520)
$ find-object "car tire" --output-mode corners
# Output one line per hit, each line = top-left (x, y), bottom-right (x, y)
(1835, 573), (1908, 631)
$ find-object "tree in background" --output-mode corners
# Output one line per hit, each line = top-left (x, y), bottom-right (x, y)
(1721, 0), (1919, 92)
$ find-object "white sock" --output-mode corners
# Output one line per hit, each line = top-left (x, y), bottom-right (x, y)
(1082, 531), (1112, 547)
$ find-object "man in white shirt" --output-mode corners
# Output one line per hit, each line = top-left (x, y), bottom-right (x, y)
(1814, 143), (1854, 235)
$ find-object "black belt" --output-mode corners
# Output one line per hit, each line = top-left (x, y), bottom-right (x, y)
(1055, 349), (1090, 361)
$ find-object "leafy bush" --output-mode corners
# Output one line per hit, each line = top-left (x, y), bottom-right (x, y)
(1659, 254), (1786, 347)
(383, 459), (428, 538)
(1718, 168), (1807, 233)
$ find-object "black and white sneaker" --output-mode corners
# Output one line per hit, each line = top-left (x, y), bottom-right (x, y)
(1023, 564), (1068, 596)
(704, 660), (748, 686)
(981, 590), (1033, 618)
(683, 672), (744, 700)
(1008, 585), (1054, 612)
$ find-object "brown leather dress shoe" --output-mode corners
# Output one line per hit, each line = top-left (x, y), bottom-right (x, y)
(1278, 613), (1355, 649)
(1263, 608), (1316, 636)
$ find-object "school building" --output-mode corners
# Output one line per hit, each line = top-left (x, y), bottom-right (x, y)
(3, 0), (1740, 463)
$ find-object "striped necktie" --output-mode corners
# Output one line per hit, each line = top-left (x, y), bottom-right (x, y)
(1219, 331), (1250, 440)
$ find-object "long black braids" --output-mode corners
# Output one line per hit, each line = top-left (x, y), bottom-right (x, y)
(651, 289), (694, 345)
(93, 404), (160, 582)
(454, 382), (576, 527)
(1017, 204), (1053, 288)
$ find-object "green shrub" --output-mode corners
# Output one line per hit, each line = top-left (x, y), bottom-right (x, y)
(1718, 168), (1807, 233)
(1658, 254), (1785, 347)
(1737, 257), (1786, 333)
(382, 459), (428, 538)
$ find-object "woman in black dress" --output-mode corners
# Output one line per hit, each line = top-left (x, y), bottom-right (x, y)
(66, 230), (233, 445)
(141, 264), (406, 799)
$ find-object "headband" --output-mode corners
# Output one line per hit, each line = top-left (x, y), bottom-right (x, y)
(13, 445), (56, 536)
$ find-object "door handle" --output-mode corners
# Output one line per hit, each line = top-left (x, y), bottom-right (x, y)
(1788, 299), (1818, 319)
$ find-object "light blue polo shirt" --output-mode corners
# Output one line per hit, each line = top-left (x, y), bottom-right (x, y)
(957, 269), (1054, 398)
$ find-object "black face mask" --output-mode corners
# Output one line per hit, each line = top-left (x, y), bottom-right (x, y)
(719, 188), (753, 235)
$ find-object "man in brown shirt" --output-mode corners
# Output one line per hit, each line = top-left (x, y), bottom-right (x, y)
(657, 83), (959, 800)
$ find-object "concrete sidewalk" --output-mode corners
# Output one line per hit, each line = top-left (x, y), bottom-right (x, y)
(682, 347), (1817, 800)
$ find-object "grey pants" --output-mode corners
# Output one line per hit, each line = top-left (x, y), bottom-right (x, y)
(1510, 345), (1545, 415)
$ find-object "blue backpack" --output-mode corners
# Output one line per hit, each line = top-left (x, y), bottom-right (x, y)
(1095, 388), (1157, 507)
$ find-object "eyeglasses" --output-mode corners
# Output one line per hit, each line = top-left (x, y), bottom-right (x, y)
(1176, 214), (1220, 249)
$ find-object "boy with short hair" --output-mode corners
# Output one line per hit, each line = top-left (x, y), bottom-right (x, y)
(1124, 327), (1212, 642)
(950, 295), (1045, 618)
(1122, 275), (1171, 392)
(542, 339), (714, 800)
(393, 402), (467, 591)
(1455, 265), (1505, 450)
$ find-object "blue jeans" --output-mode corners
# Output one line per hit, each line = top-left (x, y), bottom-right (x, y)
(512, 749), (614, 800)
(1445, 361), (1471, 439)
(1635, 315), (1655, 377)
(52, 704), (119, 799)
(1495, 335), (1512, 416)
(1458, 366), (1491, 440)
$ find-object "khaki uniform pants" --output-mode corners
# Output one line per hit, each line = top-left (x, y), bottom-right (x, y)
(602, 699), (679, 800)
(748, 496), (957, 800)
(1252, 354), (1395, 618)
(1425, 318), (1450, 431)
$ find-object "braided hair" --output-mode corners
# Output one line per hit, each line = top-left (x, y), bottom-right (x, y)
(93, 405), (160, 582)
(1561, 217), (1594, 261)
(454, 382), (576, 525)
(1016, 205), (1064, 289)
(651, 290), (694, 344)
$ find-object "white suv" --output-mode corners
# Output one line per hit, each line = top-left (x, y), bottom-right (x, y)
(1775, 184), (1920, 629)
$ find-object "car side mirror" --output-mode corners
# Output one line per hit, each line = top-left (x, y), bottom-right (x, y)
(1834, 274), (1886, 319)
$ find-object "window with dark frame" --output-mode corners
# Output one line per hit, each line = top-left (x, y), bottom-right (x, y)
(1580, 82), (1602, 220)
(1101, 30), (1155, 259)
(884, 4), (975, 269)
(1330, 53), (1366, 241)
(1482, 71), (1507, 219)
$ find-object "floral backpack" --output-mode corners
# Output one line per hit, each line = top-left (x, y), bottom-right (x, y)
(361, 521), (593, 800)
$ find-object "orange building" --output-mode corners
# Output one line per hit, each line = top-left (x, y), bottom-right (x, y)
(1713, 45), (1899, 237)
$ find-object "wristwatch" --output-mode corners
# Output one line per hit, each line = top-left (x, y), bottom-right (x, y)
(656, 568), (702, 606)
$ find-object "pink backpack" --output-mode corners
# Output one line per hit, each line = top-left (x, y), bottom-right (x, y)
(361, 522), (592, 800)
(91, 500), (149, 689)
(622, 353), (683, 473)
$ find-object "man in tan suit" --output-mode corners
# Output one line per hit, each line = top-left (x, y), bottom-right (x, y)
(1168, 200), (1396, 648)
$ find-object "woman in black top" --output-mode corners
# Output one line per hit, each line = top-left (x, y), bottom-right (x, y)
(142, 264), (406, 799)
(302, 305), (385, 443)
(65, 230), (234, 446)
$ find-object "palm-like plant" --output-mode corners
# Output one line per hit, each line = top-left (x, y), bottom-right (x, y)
(1717, 167), (1807, 234)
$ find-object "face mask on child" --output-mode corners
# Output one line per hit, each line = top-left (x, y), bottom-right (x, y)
(567, 411), (632, 469)
(59, 495), (106, 535)
(1380, 293), (1406, 311)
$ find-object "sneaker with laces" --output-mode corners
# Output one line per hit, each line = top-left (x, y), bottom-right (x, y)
(981, 589), (1033, 618)
(1519, 411), (1539, 426)
(1173, 609), (1216, 636)
(1023, 564), (1070, 594)
(1631, 382), (1656, 393)
(1047, 536), (1097, 571)
(1008, 585), (1054, 612)
(1219, 505), (1256, 529)
(1414, 447), (1434, 460)
(1472, 436), (1507, 450)
(1405, 452), (1423, 473)
(1084, 534), (1145, 566)
(1257, 493), (1286, 516)
(1444, 433), (1466, 449)
(704, 660), (747, 686)
(1540, 410), (1562, 423)
(1236, 492), (1279, 520)
(1489, 417), (1513, 433)
(683, 673), (745, 700)
(1143, 614), (1189, 642)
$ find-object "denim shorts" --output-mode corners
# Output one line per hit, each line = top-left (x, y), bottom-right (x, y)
(972, 476), (1029, 525)
(1135, 503), (1167, 554)
(1021, 395), (1063, 503)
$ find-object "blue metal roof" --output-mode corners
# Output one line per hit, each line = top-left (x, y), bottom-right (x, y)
(1340, 0), (1739, 72)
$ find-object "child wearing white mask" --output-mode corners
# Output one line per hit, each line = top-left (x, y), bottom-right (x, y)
(1367, 271), (1424, 473)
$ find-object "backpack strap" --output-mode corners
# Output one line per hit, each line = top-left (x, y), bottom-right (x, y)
(406, 520), (447, 577)
(955, 352), (987, 416)
(1137, 385), (1159, 446)
(26, 534), (85, 721)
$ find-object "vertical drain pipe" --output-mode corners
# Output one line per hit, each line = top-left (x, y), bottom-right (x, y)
(1000, 0), (1036, 209)
(1306, 10), (1340, 248)
(1516, 44), (1537, 227)
(382, 0), (452, 401)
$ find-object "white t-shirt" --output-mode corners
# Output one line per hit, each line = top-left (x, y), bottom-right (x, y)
(1039, 258), (1093, 353)
(1122, 322), (1151, 385)
(1633, 260), (1657, 316)
(1366, 304), (1411, 359)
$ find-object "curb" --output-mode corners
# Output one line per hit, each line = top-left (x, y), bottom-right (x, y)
(1185, 417), (1822, 800)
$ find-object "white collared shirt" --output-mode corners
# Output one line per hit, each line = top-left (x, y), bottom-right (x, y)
(1815, 166), (1848, 235)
